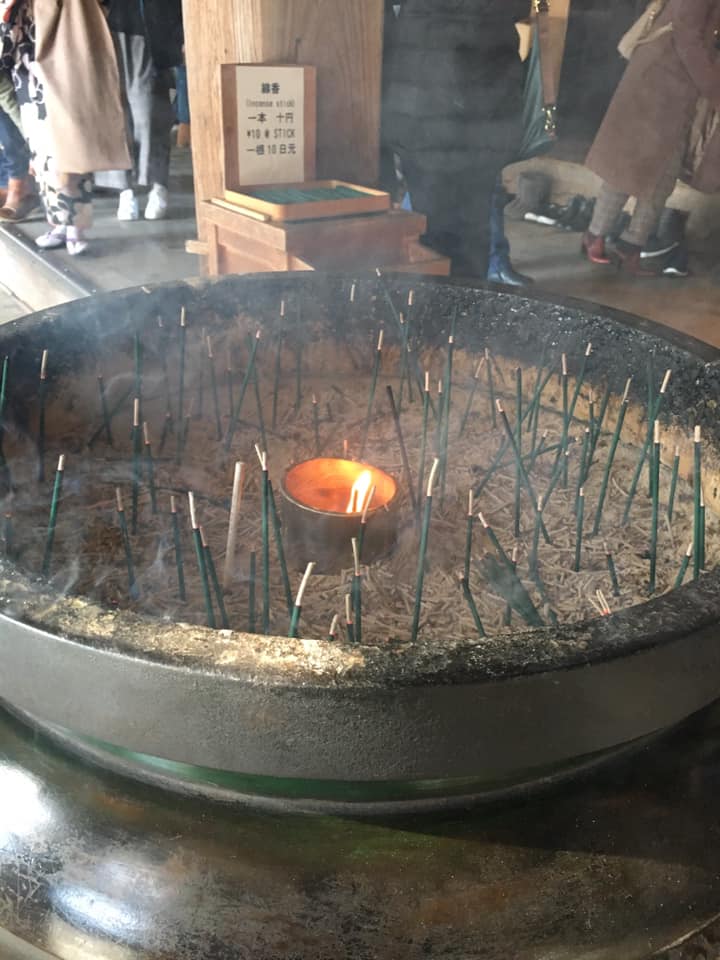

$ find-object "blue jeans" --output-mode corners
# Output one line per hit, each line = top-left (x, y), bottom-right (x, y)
(0, 105), (29, 187)
(174, 65), (189, 124)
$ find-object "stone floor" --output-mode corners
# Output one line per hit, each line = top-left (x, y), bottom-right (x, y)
(0, 281), (28, 325)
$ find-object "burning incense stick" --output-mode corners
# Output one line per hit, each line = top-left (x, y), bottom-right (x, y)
(693, 425), (702, 579)
(37, 349), (48, 482)
(700, 487), (706, 574)
(267, 476), (293, 615)
(188, 491), (215, 628)
(345, 592), (355, 643)
(386, 384), (417, 517)
(463, 490), (474, 582)
(459, 574), (486, 638)
(131, 398), (141, 534)
(351, 537), (363, 644)
(201, 526), (230, 629)
(360, 329), (384, 458)
(485, 347), (497, 428)
(622, 369), (671, 524)
(175, 307), (187, 465)
(591, 378), (631, 536)
(142, 421), (158, 515)
(439, 320), (456, 501)
(256, 447), (271, 633)
(675, 542), (693, 589)
(97, 371), (113, 446)
(573, 487), (585, 573)
(248, 549), (256, 632)
(648, 420), (661, 595)
(328, 613), (340, 642)
(458, 358), (485, 438)
(667, 445), (680, 522)
(114, 487), (139, 599)
(170, 495), (186, 601)
(41, 454), (65, 577)
(206, 335), (222, 440)
(605, 542), (621, 597)
(411, 458), (440, 642)
(312, 393), (320, 457)
(225, 330), (261, 451)
(495, 400), (550, 543)
(223, 461), (245, 589)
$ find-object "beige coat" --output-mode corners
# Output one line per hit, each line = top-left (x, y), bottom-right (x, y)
(33, 0), (131, 174)
(586, 0), (720, 199)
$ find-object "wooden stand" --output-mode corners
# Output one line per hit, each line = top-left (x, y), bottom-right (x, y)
(203, 202), (451, 276)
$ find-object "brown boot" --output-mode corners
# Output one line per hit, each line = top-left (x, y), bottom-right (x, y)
(615, 240), (660, 277)
(0, 188), (6, 208)
(0, 177), (41, 222)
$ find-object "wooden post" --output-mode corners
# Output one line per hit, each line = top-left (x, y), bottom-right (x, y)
(182, 0), (385, 249)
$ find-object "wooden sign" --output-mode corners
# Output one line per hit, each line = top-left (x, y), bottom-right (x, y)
(220, 64), (317, 189)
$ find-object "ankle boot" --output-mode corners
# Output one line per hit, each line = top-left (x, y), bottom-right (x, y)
(581, 230), (613, 265)
(0, 176), (41, 222)
(615, 240), (659, 277)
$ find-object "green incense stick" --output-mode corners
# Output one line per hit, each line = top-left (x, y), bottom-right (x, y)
(41, 453), (65, 577)
(37, 349), (48, 483)
(258, 448), (271, 633)
(439, 313), (457, 500)
(288, 562), (316, 638)
(411, 458), (440, 641)
(386, 384), (418, 517)
(588, 381), (613, 469)
(605, 543), (621, 596)
(693, 425), (702, 579)
(206, 335), (222, 441)
(267, 475), (293, 615)
(675, 542), (693, 590)
(458, 358), (484, 438)
(463, 490), (474, 582)
(416, 372), (431, 514)
(134, 331), (143, 423)
(143, 421), (158, 515)
(504, 545), (518, 626)
(360, 329), (384, 458)
(351, 538), (363, 644)
(97, 372), (113, 446)
(170, 495), (186, 601)
(246, 333), (268, 452)
(225, 330), (261, 451)
(591, 378), (632, 536)
(188, 491), (215, 629)
(357, 484), (376, 562)
(560, 353), (569, 488)
(115, 487), (139, 600)
(513, 366), (522, 538)
(88, 385), (134, 449)
(700, 489), (706, 574)
(158, 410), (173, 455)
(201, 526), (230, 629)
(175, 308), (187, 465)
(573, 487), (585, 573)
(530, 495), (543, 577)
(131, 398), (141, 535)
(575, 426), (591, 516)
(248, 549), (256, 632)
(622, 369), (671, 524)
(568, 342), (592, 425)
(667, 445), (680, 522)
(648, 421), (661, 595)
(459, 575), (486, 638)
(496, 400), (551, 543)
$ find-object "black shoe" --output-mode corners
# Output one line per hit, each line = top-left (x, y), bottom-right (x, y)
(487, 261), (535, 286)
(659, 244), (691, 278)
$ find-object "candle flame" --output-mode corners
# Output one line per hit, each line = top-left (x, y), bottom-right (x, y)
(346, 469), (373, 514)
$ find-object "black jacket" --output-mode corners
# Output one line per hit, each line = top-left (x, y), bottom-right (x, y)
(107, 0), (184, 69)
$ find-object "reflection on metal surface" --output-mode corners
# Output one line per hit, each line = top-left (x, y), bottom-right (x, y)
(0, 768), (50, 842)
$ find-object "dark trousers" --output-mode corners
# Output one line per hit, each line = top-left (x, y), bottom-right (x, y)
(0, 105), (29, 185)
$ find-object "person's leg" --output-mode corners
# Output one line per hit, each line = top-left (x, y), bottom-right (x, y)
(588, 184), (628, 239)
(0, 103), (39, 221)
(487, 174), (533, 285)
(144, 68), (174, 219)
(36, 164), (93, 255)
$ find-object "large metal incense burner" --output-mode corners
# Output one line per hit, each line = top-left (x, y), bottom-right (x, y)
(1, 273), (720, 815)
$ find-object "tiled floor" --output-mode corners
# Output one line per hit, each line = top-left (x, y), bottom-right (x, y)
(0, 281), (28, 325)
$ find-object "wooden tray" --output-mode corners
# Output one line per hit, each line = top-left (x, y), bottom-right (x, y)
(224, 179), (390, 222)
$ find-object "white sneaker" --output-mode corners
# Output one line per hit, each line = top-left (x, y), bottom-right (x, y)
(144, 183), (168, 220)
(35, 226), (66, 249)
(117, 188), (139, 221)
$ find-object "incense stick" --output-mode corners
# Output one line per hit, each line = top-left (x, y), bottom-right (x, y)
(667, 445), (680, 522)
(288, 562), (316, 638)
(504, 545), (518, 626)
(560, 353), (569, 488)
(134, 331), (143, 422)
(327, 613), (340, 642)
(495, 400), (550, 543)
(622, 369), (671, 524)
(591, 378), (631, 536)
(459, 575), (486, 638)
(201, 526), (230, 629)
(267, 475), (293, 615)
(485, 347), (496, 428)
(41, 453), (64, 577)
(648, 421), (661, 594)
(257, 447), (271, 633)
(439, 319), (456, 501)
(411, 458), (440, 642)
(114, 486), (139, 599)
(513, 367), (522, 537)
(97, 371), (113, 446)
(223, 461), (245, 589)
(175, 307), (187, 465)
(188, 491), (215, 628)
(357, 484), (376, 562)
(142, 421), (158, 515)
(246, 332), (268, 452)
(386, 384), (417, 517)
(458, 358), (484, 438)
(225, 330), (261, 450)
(573, 487), (585, 573)
(605, 542), (621, 597)
(463, 490), (474, 582)
(131, 398), (141, 534)
(674, 542), (693, 590)
(575, 426), (591, 516)
(693, 425), (702, 579)
(206, 335), (222, 440)
(170, 495), (186, 601)
(351, 537), (362, 644)
(37, 349), (48, 482)
(360, 329), (383, 458)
